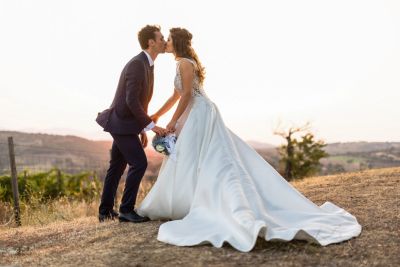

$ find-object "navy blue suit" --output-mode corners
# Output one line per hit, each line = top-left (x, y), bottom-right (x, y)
(96, 52), (154, 214)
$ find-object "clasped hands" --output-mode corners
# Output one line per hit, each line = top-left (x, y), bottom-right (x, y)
(140, 114), (175, 148)
(150, 114), (176, 136)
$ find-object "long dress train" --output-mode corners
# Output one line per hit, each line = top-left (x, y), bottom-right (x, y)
(137, 58), (361, 252)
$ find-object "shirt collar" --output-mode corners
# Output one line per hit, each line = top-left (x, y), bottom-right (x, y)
(143, 50), (154, 66)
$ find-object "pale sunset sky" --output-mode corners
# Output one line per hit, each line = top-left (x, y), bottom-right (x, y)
(0, 0), (399, 145)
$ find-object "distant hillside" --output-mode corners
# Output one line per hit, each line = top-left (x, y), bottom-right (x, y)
(321, 142), (400, 174)
(254, 141), (400, 175)
(0, 131), (162, 177)
(1, 131), (399, 176)
(246, 140), (275, 150)
(325, 141), (400, 154)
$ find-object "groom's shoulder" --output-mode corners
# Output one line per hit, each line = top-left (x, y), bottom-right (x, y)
(125, 52), (146, 67)
(122, 53), (146, 73)
(129, 52), (146, 63)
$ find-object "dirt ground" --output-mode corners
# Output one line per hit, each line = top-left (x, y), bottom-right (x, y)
(1, 167), (399, 267)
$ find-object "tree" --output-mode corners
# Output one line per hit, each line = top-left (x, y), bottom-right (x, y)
(274, 123), (328, 180)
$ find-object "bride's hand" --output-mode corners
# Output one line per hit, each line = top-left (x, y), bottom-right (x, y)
(150, 114), (160, 124)
(166, 120), (177, 133)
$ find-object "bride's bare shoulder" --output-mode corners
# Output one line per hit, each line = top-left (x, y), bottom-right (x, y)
(178, 59), (195, 73)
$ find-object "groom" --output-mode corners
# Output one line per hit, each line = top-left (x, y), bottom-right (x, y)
(96, 25), (167, 223)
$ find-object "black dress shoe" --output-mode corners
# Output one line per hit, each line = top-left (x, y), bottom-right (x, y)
(119, 211), (150, 223)
(99, 210), (119, 222)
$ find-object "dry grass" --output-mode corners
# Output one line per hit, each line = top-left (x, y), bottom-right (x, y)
(0, 198), (100, 228)
(0, 178), (156, 228)
(1, 167), (399, 267)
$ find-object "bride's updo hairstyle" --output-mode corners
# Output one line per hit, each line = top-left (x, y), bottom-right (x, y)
(170, 27), (205, 85)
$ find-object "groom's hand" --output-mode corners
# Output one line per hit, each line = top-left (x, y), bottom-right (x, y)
(140, 132), (148, 148)
(150, 114), (159, 124)
(151, 126), (167, 136)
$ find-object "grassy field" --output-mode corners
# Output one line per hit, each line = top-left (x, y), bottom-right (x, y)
(1, 167), (399, 267)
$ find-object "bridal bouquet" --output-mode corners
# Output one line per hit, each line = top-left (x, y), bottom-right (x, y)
(152, 134), (177, 159)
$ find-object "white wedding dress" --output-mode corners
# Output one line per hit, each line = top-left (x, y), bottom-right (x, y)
(137, 58), (361, 252)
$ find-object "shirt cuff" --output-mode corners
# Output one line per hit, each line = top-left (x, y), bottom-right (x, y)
(144, 121), (155, 132)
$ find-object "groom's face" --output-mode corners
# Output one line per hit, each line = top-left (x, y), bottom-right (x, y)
(150, 31), (166, 54)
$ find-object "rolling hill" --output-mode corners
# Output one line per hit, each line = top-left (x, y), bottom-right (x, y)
(1, 131), (399, 177)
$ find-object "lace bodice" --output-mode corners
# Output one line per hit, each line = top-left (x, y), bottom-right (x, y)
(174, 58), (206, 97)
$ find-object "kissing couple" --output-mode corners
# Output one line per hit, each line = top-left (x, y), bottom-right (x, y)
(96, 25), (361, 252)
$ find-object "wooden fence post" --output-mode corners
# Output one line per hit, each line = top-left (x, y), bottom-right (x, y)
(8, 137), (21, 226)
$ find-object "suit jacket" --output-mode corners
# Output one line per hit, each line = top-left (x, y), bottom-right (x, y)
(96, 52), (154, 135)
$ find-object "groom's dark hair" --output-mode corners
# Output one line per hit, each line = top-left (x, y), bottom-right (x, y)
(138, 25), (161, 49)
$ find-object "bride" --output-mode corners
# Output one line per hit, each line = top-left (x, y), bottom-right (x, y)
(137, 27), (361, 252)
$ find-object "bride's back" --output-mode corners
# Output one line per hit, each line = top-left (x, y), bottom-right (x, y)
(174, 58), (206, 98)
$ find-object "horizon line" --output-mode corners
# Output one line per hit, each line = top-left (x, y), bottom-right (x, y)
(1, 128), (399, 146)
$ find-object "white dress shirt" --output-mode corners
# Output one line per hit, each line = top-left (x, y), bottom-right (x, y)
(142, 50), (155, 132)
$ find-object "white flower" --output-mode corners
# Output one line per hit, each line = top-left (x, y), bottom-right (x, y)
(156, 144), (165, 152)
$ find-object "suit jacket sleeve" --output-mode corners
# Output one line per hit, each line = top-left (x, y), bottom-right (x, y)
(125, 60), (152, 129)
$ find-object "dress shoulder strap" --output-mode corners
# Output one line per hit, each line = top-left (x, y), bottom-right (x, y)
(177, 57), (197, 70)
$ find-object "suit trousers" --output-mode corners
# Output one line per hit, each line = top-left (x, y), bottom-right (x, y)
(99, 133), (147, 214)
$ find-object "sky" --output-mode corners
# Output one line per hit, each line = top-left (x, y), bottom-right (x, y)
(0, 0), (399, 145)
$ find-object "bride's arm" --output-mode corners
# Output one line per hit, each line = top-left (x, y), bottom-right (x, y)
(151, 90), (180, 123)
(167, 60), (194, 132)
